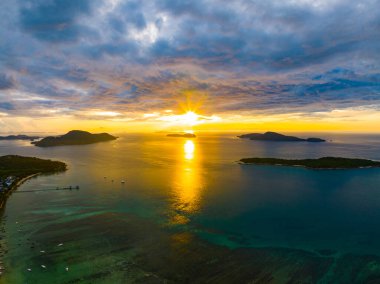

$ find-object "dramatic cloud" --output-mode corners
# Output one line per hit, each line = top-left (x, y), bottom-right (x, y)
(0, 74), (14, 90)
(0, 102), (14, 110)
(19, 0), (99, 42)
(0, 0), (379, 128)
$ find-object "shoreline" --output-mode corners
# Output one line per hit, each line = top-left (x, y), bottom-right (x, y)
(239, 162), (380, 170)
(239, 157), (380, 170)
(0, 173), (40, 209)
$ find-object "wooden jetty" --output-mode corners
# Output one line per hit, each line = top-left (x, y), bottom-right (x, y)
(15, 186), (80, 193)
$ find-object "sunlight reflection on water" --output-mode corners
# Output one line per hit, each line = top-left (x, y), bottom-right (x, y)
(184, 140), (195, 160)
(171, 139), (203, 221)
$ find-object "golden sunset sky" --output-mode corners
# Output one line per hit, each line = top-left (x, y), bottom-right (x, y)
(0, 0), (379, 133)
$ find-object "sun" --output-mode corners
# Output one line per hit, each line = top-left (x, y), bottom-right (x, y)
(158, 110), (209, 129)
(182, 111), (199, 126)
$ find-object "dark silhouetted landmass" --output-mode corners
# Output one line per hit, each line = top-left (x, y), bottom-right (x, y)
(33, 130), (117, 147)
(0, 155), (67, 178)
(0, 155), (67, 207)
(240, 157), (380, 169)
(0, 135), (40, 141)
(238, 131), (325, 142)
(167, 133), (196, 138)
(305, 137), (325, 142)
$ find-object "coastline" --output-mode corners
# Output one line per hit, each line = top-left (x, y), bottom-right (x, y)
(239, 162), (380, 170)
(239, 157), (380, 170)
(0, 173), (40, 209)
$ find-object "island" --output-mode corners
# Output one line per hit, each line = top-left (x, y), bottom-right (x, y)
(238, 131), (325, 142)
(0, 134), (40, 141)
(239, 157), (380, 169)
(0, 155), (67, 207)
(32, 130), (117, 147)
(167, 133), (196, 138)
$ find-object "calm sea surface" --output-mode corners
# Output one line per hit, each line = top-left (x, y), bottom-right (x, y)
(1, 133), (380, 283)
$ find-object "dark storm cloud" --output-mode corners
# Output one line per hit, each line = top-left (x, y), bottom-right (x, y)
(0, 0), (379, 119)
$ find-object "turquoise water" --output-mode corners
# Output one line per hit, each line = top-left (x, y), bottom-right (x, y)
(1, 133), (380, 283)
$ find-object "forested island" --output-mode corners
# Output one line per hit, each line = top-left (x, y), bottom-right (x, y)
(0, 135), (40, 141)
(0, 155), (67, 207)
(33, 130), (117, 147)
(167, 133), (196, 138)
(240, 157), (380, 169)
(238, 132), (325, 142)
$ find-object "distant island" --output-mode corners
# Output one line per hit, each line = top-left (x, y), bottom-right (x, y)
(238, 131), (325, 142)
(0, 135), (40, 141)
(167, 133), (196, 138)
(32, 130), (117, 147)
(0, 155), (67, 207)
(240, 157), (380, 169)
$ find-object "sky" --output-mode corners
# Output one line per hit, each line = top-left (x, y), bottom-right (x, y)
(0, 0), (380, 133)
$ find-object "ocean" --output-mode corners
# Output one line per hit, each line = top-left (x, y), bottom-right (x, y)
(1, 132), (380, 283)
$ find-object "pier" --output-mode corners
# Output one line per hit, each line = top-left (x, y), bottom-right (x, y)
(15, 186), (80, 193)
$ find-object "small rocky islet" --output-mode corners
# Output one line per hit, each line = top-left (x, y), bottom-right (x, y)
(167, 133), (196, 138)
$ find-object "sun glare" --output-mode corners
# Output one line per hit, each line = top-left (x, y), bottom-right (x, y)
(159, 110), (201, 127)
(182, 111), (199, 126)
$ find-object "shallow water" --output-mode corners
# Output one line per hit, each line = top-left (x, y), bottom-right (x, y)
(1, 133), (380, 283)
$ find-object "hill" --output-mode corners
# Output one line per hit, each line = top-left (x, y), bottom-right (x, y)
(238, 132), (325, 142)
(33, 130), (117, 147)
